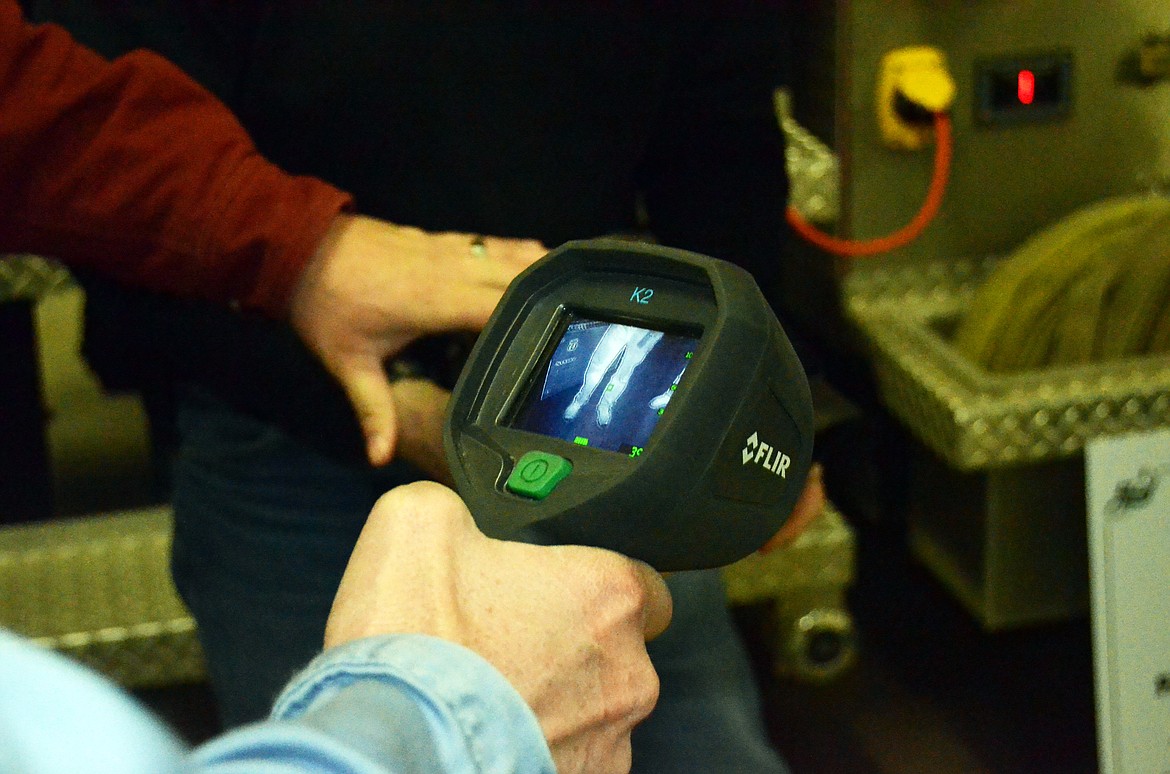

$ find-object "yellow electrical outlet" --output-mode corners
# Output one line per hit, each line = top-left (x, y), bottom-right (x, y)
(877, 46), (956, 151)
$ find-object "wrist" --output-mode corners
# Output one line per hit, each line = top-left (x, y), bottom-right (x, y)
(288, 213), (353, 327)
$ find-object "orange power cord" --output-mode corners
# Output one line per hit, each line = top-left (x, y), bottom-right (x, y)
(786, 112), (953, 258)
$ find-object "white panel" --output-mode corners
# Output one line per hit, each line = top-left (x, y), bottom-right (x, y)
(1086, 429), (1170, 774)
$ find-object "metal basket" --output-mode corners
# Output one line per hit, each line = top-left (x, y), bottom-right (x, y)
(0, 507), (205, 688)
(846, 256), (1170, 471)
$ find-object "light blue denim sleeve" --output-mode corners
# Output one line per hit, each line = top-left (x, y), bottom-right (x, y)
(194, 633), (556, 774)
(0, 629), (187, 774)
(0, 628), (553, 774)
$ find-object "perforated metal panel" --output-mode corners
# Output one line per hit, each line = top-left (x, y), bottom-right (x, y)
(0, 507), (206, 688)
(0, 255), (73, 303)
(722, 502), (854, 603)
(847, 256), (1170, 470)
(723, 502), (857, 681)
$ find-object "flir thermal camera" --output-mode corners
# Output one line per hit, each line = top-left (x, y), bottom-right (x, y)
(444, 239), (814, 571)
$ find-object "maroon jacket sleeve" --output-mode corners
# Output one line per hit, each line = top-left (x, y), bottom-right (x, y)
(0, 1), (354, 317)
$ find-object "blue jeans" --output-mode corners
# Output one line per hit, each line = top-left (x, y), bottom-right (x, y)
(171, 388), (787, 773)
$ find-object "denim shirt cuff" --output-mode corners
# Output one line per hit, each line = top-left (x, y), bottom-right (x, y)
(272, 634), (555, 773)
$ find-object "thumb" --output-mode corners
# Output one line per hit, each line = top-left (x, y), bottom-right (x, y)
(334, 356), (400, 466)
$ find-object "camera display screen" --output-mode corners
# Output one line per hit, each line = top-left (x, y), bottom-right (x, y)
(509, 315), (699, 456)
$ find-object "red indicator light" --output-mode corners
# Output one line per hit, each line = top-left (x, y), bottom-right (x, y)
(1018, 69), (1036, 105)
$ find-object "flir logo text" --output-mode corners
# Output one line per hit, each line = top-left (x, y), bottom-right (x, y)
(741, 432), (790, 478)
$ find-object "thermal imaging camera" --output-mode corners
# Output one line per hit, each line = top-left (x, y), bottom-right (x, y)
(444, 239), (814, 571)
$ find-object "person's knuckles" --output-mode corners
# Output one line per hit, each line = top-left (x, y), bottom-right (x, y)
(369, 482), (473, 542)
(585, 553), (673, 639)
(602, 735), (634, 774)
(546, 551), (642, 623)
(630, 564), (672, 639)
(629, 659), (660, 723)
(600, 654), (659, 725)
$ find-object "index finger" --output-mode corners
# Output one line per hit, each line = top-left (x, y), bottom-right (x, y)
(758, 463), (825, 554)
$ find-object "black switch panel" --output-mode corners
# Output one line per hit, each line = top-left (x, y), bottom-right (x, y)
(976, 50), (1073, 127)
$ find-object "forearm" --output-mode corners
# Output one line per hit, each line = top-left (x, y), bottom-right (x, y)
(194, 635), (556, 774)
(0, 1), (352, 317)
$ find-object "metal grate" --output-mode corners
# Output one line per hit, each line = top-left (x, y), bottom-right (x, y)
(0, 507), (206, 688)
(0, 255), (74, 303)
(846, 256), (1170, 469)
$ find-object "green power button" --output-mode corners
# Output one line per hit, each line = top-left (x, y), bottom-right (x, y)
(506, 451), (573, 500)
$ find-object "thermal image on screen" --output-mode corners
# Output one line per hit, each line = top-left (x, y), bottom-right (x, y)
(509, 316), (699, 456)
